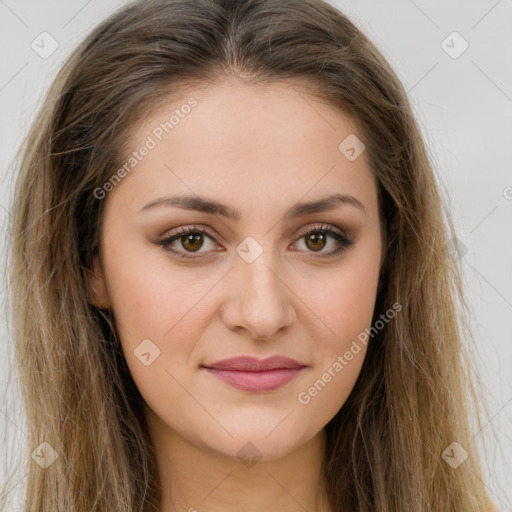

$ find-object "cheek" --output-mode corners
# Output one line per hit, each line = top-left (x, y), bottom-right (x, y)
(295, 344), (367, 429)
(101, 242), (239, 394)
(298, 251), (380, 351)
(104, 244), (220, 341)
(102, 249), (219, 417)
(293, 276), (375, 421)
(292, 250), (380, 413)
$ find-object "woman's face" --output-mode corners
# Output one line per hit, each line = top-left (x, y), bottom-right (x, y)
(89, 75), (384, 461)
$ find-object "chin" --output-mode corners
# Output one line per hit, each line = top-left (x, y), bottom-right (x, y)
(195, 423), (313, 463)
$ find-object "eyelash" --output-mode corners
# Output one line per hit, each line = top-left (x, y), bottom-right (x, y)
(155, 224), (355, 260)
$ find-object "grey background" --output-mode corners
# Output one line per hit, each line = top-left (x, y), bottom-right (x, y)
(0, 0), (511, 509)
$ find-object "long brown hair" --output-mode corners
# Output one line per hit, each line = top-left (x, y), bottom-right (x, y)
(1, 0), (496, 510)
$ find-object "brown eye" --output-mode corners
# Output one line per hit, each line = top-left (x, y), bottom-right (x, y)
(294, 225), (356, 258)
(304, 232), (328, 252)
(156, 226), (219, 259)
(180, 233), (205, 252)
(156, 224), (355, 260)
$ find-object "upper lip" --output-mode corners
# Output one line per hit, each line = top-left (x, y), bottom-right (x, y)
(202, 355), (306, 371)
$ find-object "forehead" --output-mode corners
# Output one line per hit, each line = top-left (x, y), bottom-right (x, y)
(106, 75), (379, 225)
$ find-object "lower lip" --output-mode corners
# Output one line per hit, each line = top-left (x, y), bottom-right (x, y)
(203, 367), (304, 392)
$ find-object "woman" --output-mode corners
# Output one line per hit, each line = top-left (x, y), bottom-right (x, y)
(1, 0), (496, 510)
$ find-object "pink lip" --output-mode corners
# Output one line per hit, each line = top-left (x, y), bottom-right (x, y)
(201, 356), (306, 392)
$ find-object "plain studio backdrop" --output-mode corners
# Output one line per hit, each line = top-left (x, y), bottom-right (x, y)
(0, 0), (511, 509)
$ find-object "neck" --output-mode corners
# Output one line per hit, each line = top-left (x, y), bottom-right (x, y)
(144, 406), (332, 512)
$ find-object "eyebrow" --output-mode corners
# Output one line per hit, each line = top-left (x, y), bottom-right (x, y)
(138, 192), (366, 220)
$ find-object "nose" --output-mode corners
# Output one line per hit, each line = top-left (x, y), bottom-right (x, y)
(220, 243), (297, 341)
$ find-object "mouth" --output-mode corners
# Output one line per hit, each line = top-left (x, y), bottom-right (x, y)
(201, 355), (307, 392)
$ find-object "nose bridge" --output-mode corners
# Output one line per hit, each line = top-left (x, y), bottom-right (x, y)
(223, 235), (295, 339)
(242, 244), (280, 297)
(238, 236), (284, 308)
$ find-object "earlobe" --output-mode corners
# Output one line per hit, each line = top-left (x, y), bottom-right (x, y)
(86, 255), (110, 310)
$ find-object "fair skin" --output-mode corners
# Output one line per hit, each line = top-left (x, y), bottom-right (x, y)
(88, 74), (385, 512)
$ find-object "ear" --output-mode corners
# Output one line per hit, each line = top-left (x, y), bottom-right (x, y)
(86, 254), (111, 310)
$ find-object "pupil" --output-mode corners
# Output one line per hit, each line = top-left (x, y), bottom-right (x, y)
(182, 234), (203, 252)
(180, 232), (327, 253)
(307, 233), (326, 251)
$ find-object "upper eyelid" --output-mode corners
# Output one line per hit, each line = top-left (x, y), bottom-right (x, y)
(158, 224), (351, 259)
(161, 223), (345, 243)
(156, 224), (355, 261)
